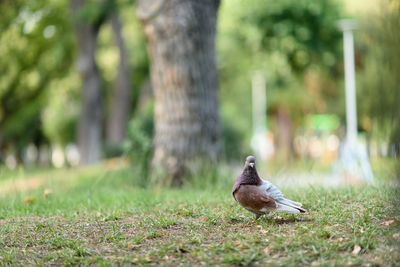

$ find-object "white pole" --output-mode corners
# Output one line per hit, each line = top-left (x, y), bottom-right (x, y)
(251, 71), (272, 160)
(337, 19), (374, 182)
(343, 29), (358, 148)
(252, 72), (267, 135)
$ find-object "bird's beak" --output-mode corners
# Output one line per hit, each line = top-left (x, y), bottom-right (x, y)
(249, 163), (254, 168)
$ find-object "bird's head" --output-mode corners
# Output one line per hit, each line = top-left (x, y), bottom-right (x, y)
(234, 155), (262, 187)
(245, 155), (256, 169)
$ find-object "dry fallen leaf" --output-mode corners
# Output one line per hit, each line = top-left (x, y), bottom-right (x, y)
(163, 255), (172, 260)
(43, 189), (52, 200)
(23, 197), (36, 205)
(260, 229), (268, 234)
(233, 240), (242, 248)
(127, 241), (141, 250)
(264, 246), (271, 255)
(334, 237), (349, 243)
(393, 232), (400, 239)
(352, 245), (361, 255)
(131, 258), (139, 263)
(380, 220), (394, 226)
(145, 256), (153, 262)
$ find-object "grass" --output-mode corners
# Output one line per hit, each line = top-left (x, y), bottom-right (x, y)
(0, 160), (399, 266)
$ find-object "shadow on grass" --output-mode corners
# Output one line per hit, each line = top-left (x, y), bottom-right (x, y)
(228, 214), (312, 226)
(259, 215), (313, 225)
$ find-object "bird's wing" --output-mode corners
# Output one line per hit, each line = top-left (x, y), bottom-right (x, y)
(260, 179), (285, 200)
(260, 179), (306, 213)
(234, 185), (277, 212)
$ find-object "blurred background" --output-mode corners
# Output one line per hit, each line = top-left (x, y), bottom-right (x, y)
(0, 0), (399, 185)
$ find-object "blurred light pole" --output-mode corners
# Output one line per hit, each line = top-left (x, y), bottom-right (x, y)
(338, 19), (358, 150)
(337, 19), (374, 182)
(252, 72), (267, 136)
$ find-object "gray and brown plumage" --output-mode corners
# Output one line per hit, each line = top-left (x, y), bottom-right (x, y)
(232, 156), (306, 220)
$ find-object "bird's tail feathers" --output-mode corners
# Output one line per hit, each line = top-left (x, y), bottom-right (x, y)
(275, 203), (301, 213)
(286, 199), (302, 207)
(276, 199), (306, 213)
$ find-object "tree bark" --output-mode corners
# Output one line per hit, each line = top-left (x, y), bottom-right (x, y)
(71, 0), (104, 164)
(107, 12), (132, 146)
(275, 106), (294, 161)
(138, 0), (222, 183)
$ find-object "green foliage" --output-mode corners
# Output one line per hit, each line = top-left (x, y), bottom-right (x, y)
(358, 0), (400, 154)
(123, 110), (153, 185)
(232, 0), (342, 71)
(41, 73), (81, 146)
(218, 0), (345, 151)
(76, 0), (116, 25)
(0, 0), (396, 166)
(0, 0), (75, 151)
(221, 118), (249, 161)
(0, 0), (149, 161)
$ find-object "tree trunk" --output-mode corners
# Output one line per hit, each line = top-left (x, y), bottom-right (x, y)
(0, 133), (4, 164)
(138, 0), (222, 183)
(107, 12), (132, 147)
(71, 0), (104, 164)
(275, 106), (294, 161)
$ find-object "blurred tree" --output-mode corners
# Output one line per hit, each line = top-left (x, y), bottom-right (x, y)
(0, 0), (140, 166)
(106, 11), (132, 148)
(138, 0), (222, 184)
(70, 0), (112, 164)
(0, 0), (74, 162)
(72, 0), (135, 162)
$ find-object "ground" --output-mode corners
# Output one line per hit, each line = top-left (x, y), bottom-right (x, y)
(0, 159), (399, 266)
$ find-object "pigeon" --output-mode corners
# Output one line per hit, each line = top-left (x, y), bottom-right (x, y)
(232, 155), (306, 220)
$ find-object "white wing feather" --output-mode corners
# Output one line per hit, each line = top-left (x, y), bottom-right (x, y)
(260, 179), (304, 212)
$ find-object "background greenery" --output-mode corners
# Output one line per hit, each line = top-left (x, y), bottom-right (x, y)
(0, 0), (398, 166)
